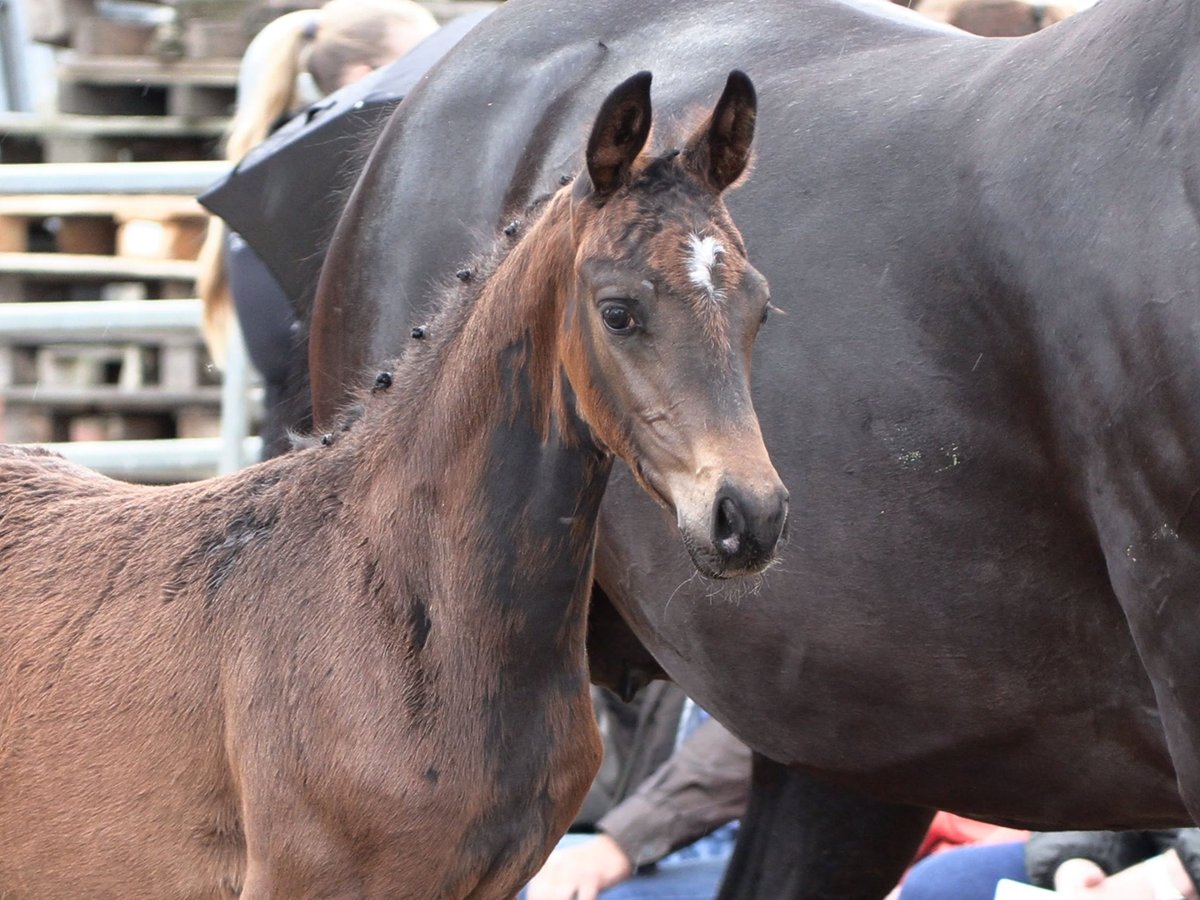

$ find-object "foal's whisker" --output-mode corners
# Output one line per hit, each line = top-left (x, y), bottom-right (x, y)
(665, 568), (704, 615)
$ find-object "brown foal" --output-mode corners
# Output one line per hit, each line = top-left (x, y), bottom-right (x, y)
(0, 71), (786, 898)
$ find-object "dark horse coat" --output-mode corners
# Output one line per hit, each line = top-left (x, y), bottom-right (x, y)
(307, 0), (1200, 895)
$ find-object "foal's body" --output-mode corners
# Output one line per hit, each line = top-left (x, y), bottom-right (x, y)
(0, 73), (784, 898)
(2, 408), (599, 896)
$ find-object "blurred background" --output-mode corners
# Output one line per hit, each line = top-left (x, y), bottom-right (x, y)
(0, 0), (489, 482)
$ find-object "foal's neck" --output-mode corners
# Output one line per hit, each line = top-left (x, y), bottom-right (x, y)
(350, 190), (608, 663)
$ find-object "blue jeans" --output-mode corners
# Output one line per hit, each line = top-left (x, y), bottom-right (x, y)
(899, 841), (1031, 900)
(520, 834), (730, 900)
(593, 857), (729, 900)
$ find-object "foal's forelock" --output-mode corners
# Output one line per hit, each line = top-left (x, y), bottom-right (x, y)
(688, 233), (725, 297)
(683, 231), (740, 354)
(639, 215), (745, 356)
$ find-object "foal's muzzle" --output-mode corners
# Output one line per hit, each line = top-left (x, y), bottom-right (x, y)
(681, 480), (789, 579)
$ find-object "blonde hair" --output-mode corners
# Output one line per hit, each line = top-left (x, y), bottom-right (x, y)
(201, 0), (438, 364)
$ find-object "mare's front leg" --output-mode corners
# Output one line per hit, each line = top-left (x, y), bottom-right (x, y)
(717, 754), (932, 900)
(1088, 483), (1200, 824)
(1105, 551), (1200, 824)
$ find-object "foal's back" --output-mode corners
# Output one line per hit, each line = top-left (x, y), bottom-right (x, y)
(1, 443), (487, 896)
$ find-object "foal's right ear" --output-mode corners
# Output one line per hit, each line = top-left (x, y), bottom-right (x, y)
(684, 70), (757, 193)
(585, 71), (653, 199)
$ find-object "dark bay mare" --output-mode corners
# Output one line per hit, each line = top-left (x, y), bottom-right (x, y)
(0, 73), (786, 898)
(307, 0), (1200, 895)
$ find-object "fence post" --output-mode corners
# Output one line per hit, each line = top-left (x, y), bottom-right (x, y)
(218, 317), (251, 473)
(0, 0), (32, 112)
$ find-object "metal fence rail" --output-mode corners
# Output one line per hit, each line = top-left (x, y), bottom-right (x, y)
(35, 435), (262, 482)
(0, 298), (203, 336)
(0, 160), (231, 195)
(0, 298), (259, 481)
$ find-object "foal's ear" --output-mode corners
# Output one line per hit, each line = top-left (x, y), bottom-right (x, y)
(586, 71), (653, 198)
(685, 70), (757, 192)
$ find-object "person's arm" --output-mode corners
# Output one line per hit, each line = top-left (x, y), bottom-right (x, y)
(1054, 849), (1197, 898)
(1029, 830), (1200, 898)
(596, 716), (751, 866)
(525, 717), (750, 900)
(1170, 830), (1200, 898)
(1026, 831), (1150, 889)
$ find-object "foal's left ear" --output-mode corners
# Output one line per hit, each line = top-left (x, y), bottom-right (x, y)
(685, 70), (757, 192)
(586, 71), (653, 199)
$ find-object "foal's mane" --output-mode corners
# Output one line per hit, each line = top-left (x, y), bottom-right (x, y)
(307, 184), (570, 446)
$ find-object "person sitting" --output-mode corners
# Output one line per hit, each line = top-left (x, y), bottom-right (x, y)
(524, 684), (751, 900)
(1028, 830), (1200, 898)
(892, 826), (1200, 899)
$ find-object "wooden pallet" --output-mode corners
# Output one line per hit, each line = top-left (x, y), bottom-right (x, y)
(56, 53), (239, 119)
(31, 2), (251, 55)
(0, 190), (208, 436)
(0, 400), (222, 443)
(0, 336), (221, 443)
(0, 194), (206, 260)
(0, 251), (199, 303)
(0, 290), (235, 446)
(0, 112), (226, 163)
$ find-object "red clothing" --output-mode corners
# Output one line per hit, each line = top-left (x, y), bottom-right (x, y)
(914, 813), (1030, 863)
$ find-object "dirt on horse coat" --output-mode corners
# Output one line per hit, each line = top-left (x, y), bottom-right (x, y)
(0, 73), (786, 898)
(306, 0), (1200, 896)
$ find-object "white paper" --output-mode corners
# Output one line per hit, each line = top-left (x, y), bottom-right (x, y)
(994, 879), (1057, 899)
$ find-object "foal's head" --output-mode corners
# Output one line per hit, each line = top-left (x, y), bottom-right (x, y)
(562, 71), (787, 578)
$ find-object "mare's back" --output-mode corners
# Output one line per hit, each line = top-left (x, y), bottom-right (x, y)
(311, 0), (969, 409)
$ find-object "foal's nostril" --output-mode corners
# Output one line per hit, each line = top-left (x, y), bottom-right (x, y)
(715, 495), (746, 557)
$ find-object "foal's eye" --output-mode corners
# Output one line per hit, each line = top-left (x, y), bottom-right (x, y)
(760, 302), (772, 325)
(601, 302), (638, 335)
